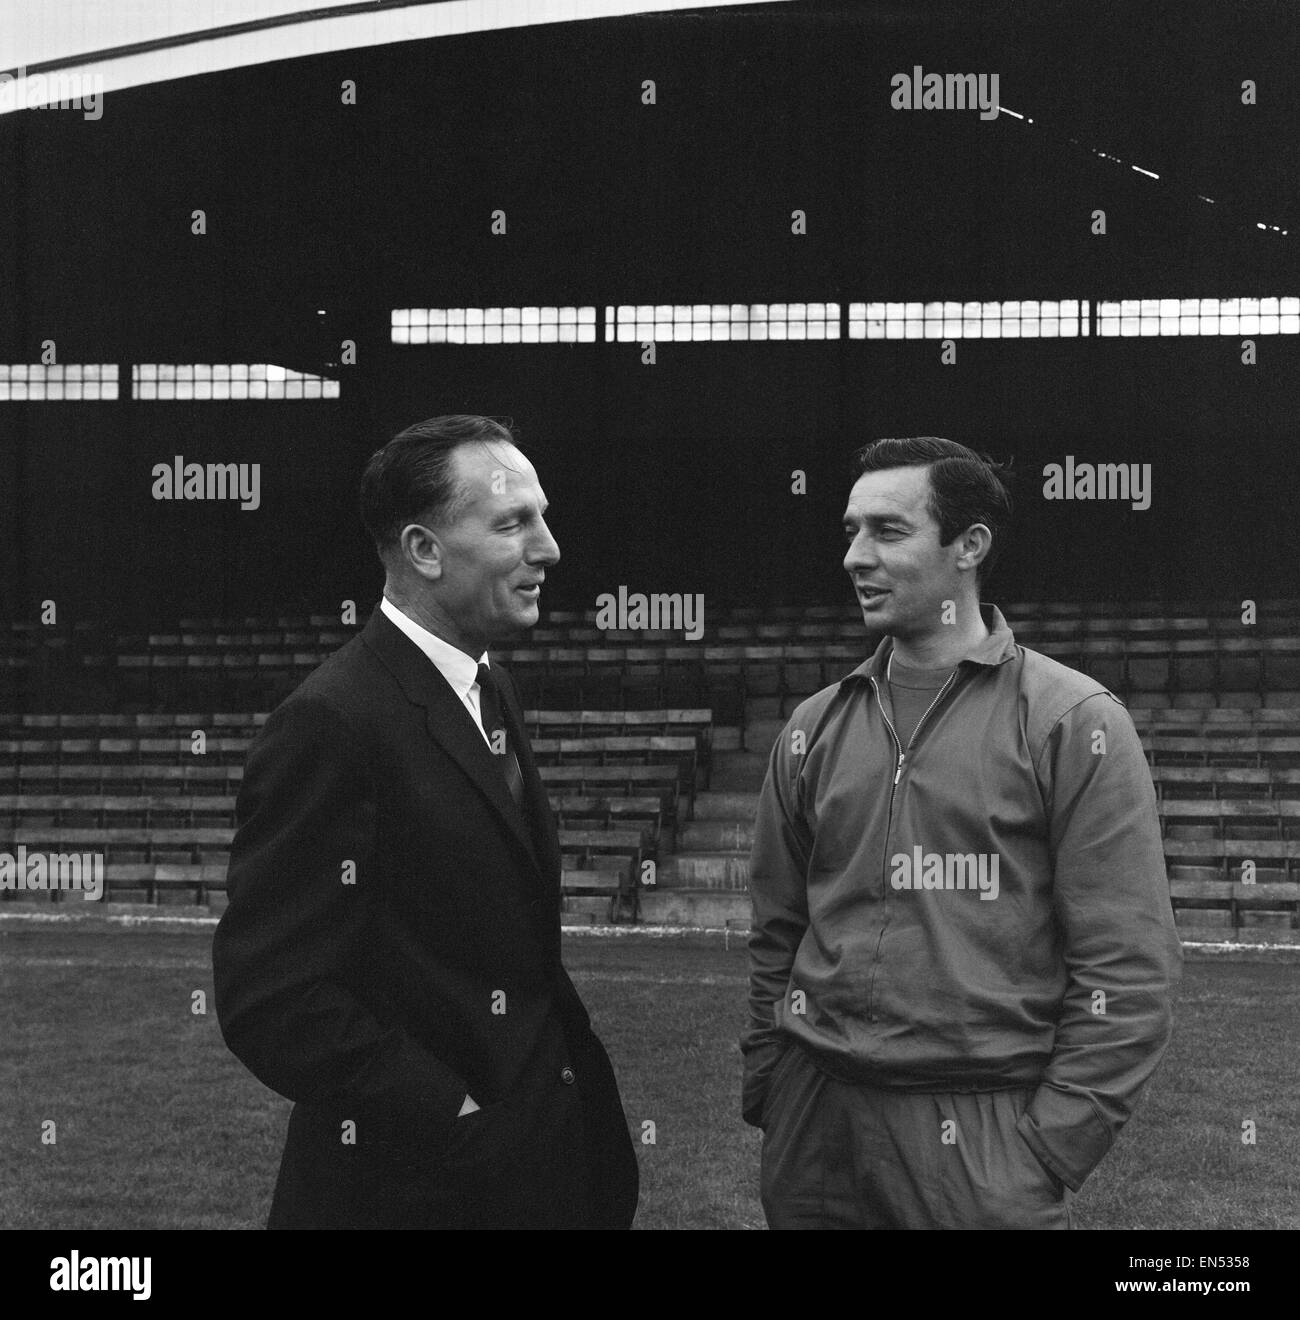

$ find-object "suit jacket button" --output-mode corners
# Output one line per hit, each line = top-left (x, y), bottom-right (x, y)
(560, 1066), (576, 1085)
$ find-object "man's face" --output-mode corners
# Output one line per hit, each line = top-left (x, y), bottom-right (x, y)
(430, 441), (559, 651)
(842, 465), (966, 641)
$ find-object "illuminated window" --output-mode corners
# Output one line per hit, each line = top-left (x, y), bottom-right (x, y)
(132, 364), (339, 400)
(1096, 296), (1297, 336)
(393, 294), (1300, 347)
(849, 300), (1087, 339)
(606, 301), (840, 343)
(0, 364), (119, 400)
(393, 306), (597, 345)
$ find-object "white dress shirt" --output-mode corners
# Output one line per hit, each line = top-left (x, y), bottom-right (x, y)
(379, 595), (495, 749)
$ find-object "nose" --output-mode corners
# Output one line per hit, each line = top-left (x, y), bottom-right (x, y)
(531, 517), (560, 566)
(843, 530), (877, 575)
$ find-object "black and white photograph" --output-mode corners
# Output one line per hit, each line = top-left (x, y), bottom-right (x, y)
(0, 0), (1295, 1290)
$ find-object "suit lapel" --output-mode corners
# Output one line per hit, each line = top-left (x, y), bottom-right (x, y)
(361, 610), (543, 876)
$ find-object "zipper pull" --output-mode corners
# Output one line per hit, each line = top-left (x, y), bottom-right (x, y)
(894, 753), (905, 785)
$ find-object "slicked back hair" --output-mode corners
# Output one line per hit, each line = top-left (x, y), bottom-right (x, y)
(847, 436), (1014, 586)
(359, 414), (520, 560)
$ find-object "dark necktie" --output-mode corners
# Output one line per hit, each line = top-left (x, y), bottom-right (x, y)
(475, 662), (526, 809)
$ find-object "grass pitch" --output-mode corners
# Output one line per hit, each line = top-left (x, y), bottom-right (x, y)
(1, 919), (1295, 1230)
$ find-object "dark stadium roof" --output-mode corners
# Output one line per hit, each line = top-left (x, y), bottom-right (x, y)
(1, 0), (1296, 367)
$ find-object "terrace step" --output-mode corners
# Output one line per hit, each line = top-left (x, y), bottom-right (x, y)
(677, 820), (756, 852)
(691, 790), (761, 819)
(637, 888), (750, 928)
(659, 851), (750, 889)
(709, 751), (770, 792)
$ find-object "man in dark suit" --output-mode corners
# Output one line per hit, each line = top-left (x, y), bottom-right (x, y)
(212, 414), (639, 1229)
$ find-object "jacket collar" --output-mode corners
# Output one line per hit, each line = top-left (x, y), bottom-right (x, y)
(841, 602), (1018, 687)
(360, 607), (547, 879)
(378, 593), (484, 696)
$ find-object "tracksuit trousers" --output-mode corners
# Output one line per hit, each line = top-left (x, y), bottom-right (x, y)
(760, 1044), (1075, 1229)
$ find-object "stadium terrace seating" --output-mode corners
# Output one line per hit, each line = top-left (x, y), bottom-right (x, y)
(1142, 735), (1300, 769)
(34, 599), (1297, 716)
(1151, 765), (1300, 795)
(0, 700), (704, 922)
(2, 599), (1299, 937)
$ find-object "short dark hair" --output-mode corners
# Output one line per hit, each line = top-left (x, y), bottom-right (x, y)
(359, 414), (520, 557)
(847, 436), (1014, 586)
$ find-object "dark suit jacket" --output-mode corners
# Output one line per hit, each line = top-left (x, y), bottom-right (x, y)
(212, 608), (638, 1228)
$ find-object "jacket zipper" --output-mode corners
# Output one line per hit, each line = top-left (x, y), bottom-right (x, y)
(864, 666), (960, 1019)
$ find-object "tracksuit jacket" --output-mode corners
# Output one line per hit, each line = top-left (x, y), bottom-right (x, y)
(743, 604), (1182, 1191)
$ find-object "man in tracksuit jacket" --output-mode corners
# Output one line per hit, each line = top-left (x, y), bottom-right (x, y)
(743, 436), (1182, 1229)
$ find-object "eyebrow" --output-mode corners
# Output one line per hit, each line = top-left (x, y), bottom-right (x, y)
(496, 500), (548, 519)
(842, 512), (913, 528)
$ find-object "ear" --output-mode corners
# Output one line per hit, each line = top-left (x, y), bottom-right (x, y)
(956, 523), (992, 571)
(399, 522), (444, 582)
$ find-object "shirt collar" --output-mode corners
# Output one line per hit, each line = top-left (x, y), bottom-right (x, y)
(841, 602), (1017, 687)
(379, 595), (487, 699)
